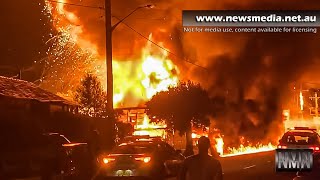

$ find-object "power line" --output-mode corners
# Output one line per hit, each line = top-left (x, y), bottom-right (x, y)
(45, 0), (104, 10)
(113, 17), (208, 71)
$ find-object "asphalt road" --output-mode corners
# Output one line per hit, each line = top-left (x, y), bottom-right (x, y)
(220, 151), (290, 180)
(170, 150), (293, 180)
(220, 151), (320, 180)
(19, 151), (320, 180)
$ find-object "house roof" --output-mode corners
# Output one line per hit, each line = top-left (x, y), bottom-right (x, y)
(0, 76), (78, 106)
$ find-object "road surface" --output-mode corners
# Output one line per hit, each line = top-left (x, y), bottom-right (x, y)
(20, 150), (320, 180)
(220, 150), (319, 180)
(221, 151), (290, 180)
(166, 151), (286, 180)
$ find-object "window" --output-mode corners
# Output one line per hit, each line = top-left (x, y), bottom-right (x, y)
(281, 132), (319, 145)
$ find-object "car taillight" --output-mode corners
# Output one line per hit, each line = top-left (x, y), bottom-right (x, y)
(102, 157), (115, 164)
(135, 157), (151, 163)
(278, 145), (287, 149)
(310, 146), (320, 151)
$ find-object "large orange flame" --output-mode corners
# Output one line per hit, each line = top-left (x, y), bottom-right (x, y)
(43, 1), (179, 108)
(133, 115), (167, 137)
(112, 35), (179, 107)
(215, 137), (224, 155)
(300, 91), (304, 111)
(222, 143), (276, 157)
(214, 137), (276, 157)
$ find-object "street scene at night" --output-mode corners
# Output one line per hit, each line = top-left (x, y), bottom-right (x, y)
(1, 0), (320, 180)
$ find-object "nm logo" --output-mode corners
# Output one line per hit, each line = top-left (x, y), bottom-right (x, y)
(275, 149), (313, 172)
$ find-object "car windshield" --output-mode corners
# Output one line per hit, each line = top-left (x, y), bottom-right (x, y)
(281, 132), (319, 145)
(111, 142), (158, 154)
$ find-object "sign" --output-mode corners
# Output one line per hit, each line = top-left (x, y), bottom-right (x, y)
(275, 149), (313, 172)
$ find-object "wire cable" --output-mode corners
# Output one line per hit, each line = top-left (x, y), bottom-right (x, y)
(115, 18), (208, 71)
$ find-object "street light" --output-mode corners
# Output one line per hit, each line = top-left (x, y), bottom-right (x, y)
(111, 4), (154, 32)
(105, 0), (154, 118)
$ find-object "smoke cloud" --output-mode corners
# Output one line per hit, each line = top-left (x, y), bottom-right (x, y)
(173, 0), (320, 146)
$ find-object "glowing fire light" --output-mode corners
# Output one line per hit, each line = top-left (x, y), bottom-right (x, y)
(133, 115), (167, 137)
(215, 137), (224, 155)
(300, 91), (304, 111)
(222, 143), (276, 157)
(112, 37), (179, 107)
(192, 133), (198, 139)
(42, 1), (179, 108)
(213, 137), (275, 157)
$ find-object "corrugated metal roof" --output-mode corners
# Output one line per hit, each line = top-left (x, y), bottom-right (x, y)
(0, 76), (78, 106)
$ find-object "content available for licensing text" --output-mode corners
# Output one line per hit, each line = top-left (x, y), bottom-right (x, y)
(183, 27), (317, 33)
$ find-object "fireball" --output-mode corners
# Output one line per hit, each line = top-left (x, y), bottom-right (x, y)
(42, 1), (179, 108)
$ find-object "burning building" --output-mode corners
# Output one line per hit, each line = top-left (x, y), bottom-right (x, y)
(116, 107), (167, 138)
(283, 82), (320, 134)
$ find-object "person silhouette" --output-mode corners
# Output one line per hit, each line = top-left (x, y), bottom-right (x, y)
(179, 136), (223, 180)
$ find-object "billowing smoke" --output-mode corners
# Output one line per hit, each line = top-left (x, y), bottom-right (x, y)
(170, 0), (320, 146)
(46, 0), (320, 146)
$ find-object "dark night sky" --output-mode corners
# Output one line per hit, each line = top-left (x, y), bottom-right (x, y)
(0, 1), (53, 81)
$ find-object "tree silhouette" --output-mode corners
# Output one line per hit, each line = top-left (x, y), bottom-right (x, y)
(75, 73), (107, 117)
(146, 81), (211, 156)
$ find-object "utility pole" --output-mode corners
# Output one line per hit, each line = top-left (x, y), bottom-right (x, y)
(104, 1), (152, 117)
(105, 0), (113, 117)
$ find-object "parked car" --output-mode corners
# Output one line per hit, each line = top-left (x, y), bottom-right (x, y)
(44, 133), (89, 178)
(96, 138), (185, 179)
(0, 131), (87, 180)
(277, 127), (320, 156)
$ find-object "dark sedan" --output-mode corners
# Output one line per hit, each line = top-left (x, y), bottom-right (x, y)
(0, 132), (88, 180)
(96, 139), (185, 179)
